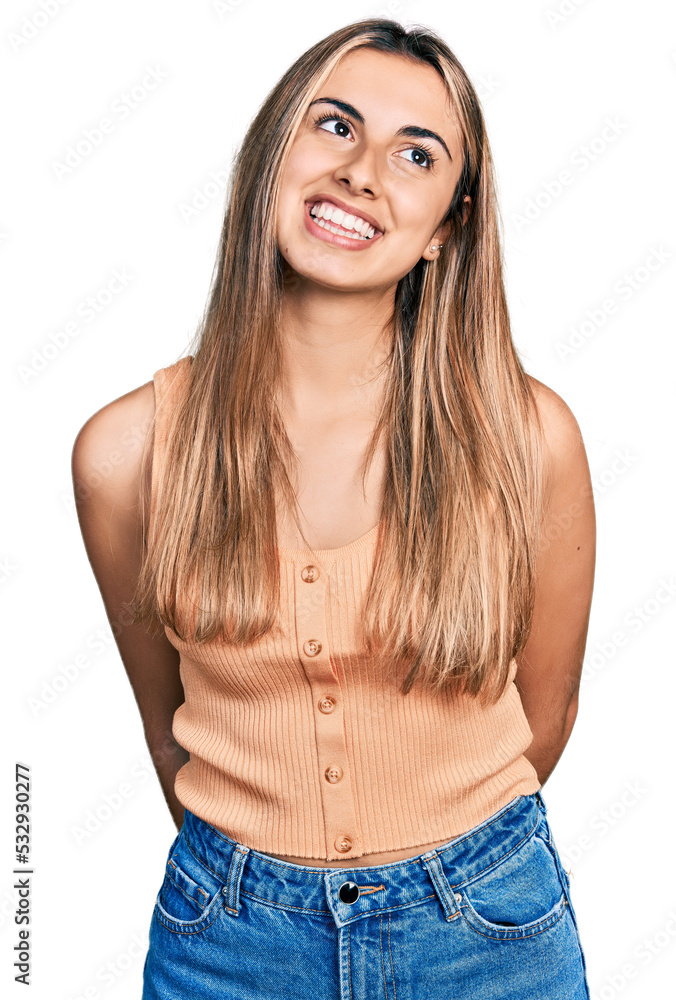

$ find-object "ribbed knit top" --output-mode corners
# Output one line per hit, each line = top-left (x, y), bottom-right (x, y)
(150, 356), (541, 861)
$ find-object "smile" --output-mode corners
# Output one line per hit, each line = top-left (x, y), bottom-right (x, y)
(304, 201), (383, 251)
(310, 201), (377, 239)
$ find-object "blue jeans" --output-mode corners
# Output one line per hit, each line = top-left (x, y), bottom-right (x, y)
(142, 791), (590, 998)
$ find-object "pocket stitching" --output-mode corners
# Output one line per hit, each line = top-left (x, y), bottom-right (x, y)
(181, 829), (233, 884)
(454, 821), (569, 939)
(155, 846), (226, 933)
(154, 878), (226, 934)
(459, 890), (569, 940)
(452, 819), (539, 892)
(166, 859), (210, 909)
(538, 829), (581, 932)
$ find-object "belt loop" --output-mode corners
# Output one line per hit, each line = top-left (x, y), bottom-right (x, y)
(420, 852), (462, 922)
(222, 844), (250, 918)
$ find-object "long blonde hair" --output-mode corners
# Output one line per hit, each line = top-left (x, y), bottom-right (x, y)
(133, 17), (545, 708)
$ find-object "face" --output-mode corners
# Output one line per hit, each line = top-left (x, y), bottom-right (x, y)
(275, 47), (469, 294)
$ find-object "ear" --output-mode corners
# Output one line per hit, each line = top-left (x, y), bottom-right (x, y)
(422, 194), (473, 261)
(421, 219), (452, 262)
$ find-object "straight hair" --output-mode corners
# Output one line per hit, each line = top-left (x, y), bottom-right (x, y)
(132, 17), (545, 708)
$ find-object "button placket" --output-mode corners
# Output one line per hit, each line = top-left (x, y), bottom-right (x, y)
(294, 559), (362, 860)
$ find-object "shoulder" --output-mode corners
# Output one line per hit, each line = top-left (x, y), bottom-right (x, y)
(526, 374), (583, 442)
(71, 377), (156, 513)
(71, 357), (192, 509)
(525, 375), (594, 521)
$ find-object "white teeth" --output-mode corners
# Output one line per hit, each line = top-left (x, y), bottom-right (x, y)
(313, 216), (369, 240)
(310, 201), (377, 239)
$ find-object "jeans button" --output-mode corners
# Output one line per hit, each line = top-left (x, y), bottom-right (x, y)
(339, 881), (360, 904)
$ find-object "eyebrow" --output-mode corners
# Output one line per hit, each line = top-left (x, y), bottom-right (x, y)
(307, 97), (453, 162)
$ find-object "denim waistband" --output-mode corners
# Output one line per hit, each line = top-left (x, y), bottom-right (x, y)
(179, 791), (548, 929)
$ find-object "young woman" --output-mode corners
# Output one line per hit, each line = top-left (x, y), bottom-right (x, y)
(72, 17), (595, 999)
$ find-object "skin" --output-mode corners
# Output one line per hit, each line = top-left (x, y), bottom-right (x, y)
(275, 47), (469, 418)
(273, 47), (469, 552)
(71, 48), (595, 854)
(514, 380), (596, 789)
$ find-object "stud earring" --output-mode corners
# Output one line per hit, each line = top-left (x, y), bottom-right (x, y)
(431, 244), (443, 251)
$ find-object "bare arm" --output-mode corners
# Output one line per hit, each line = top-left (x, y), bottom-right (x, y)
(71, 380), (189, 830)
(514, 380), (596, 787)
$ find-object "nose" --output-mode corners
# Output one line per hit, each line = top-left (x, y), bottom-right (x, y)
(334, 142), (381, 198)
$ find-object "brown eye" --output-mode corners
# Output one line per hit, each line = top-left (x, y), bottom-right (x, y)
(400, 145), (437, 170)
(312, 112), (353, 138)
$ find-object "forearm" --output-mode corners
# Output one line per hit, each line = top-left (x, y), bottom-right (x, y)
(523, 699), (578, 788)
(147, 728), (191, 830)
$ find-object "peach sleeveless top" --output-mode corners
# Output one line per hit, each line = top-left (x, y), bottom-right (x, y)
(150, 356), (541, 861)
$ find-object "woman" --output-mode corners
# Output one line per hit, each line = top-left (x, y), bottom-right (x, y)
(72, 17), (595, 999)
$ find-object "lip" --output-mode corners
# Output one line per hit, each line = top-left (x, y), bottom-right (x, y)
(304, 194), (384, 237)
(303, 200), (383, 251)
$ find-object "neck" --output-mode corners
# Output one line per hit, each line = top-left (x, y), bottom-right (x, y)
(277, 277), (395, 414)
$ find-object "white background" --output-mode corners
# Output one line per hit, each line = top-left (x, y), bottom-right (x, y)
(2, 0), (675, 997)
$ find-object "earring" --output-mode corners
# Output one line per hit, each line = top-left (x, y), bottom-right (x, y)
(431, 244), (443, 251)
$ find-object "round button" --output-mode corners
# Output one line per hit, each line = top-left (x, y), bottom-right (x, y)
(318, 696), (336, 714)
(338, 880), (360, 904)
(325, 765), (343, 783)
(335, 835), (353, 853)
(303, 639), (322, 657)
(454, 892), (463, 904)
(300, 565), (320, 583)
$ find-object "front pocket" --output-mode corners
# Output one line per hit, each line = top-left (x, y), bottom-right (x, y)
(153, 830), (226, 934)
(158, 859), (213, 921)
(456, 824), (569, 940)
